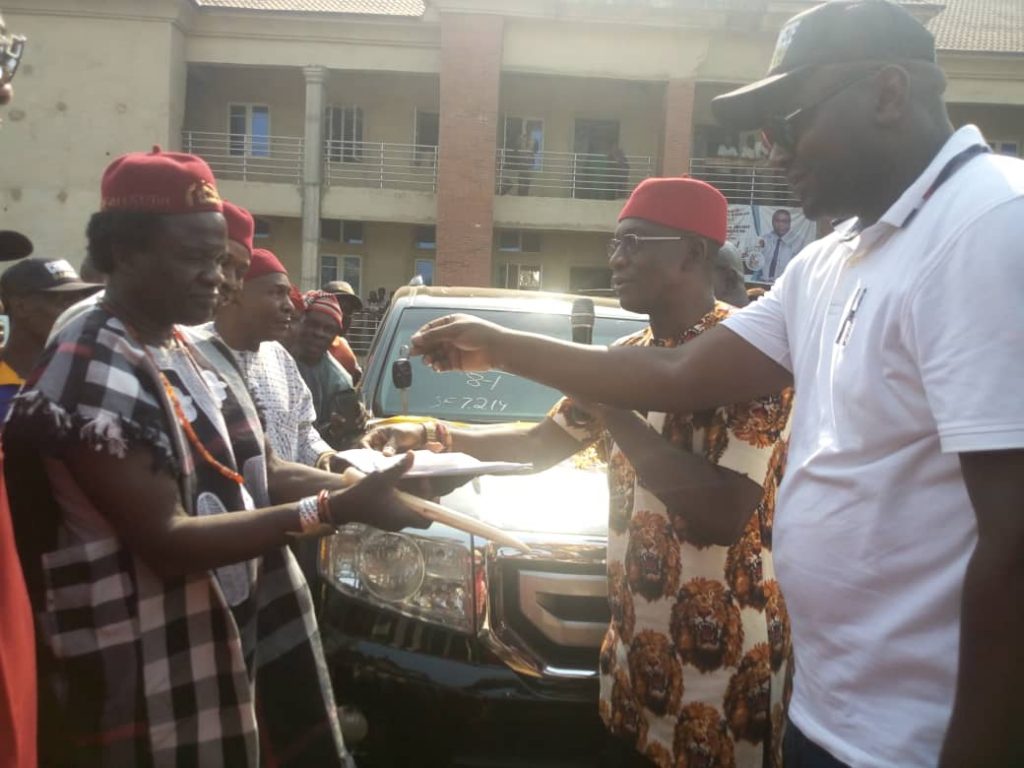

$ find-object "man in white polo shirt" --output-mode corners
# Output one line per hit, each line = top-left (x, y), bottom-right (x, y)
(406, 2), (1024, 766)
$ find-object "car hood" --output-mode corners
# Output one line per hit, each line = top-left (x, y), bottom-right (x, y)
(438, 461), (609, 538)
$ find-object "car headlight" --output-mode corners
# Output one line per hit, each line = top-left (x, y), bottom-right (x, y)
(319, 523), (475, 633)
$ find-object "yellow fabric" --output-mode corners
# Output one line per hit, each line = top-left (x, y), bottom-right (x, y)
(0, 361), (24, 387)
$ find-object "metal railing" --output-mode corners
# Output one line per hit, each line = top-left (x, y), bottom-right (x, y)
(347, 311), (383, 356)
(182, 131), (304, 183)
(688, 158), (798, 206)
(324, 140), (438, 192)
(495, 149), (653, 200)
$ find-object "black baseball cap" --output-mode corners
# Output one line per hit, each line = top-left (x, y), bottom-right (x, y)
(0, 257), (103, 298)
(0, 230), (33, 262)
(712, 0), (937, 129)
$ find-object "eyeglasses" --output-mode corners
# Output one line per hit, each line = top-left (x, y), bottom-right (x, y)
(761, 69), (880, 153)
(607, 233), (690, 259)
(0, 33), (26, 85)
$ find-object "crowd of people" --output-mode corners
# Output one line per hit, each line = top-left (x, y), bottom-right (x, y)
(1, 1), (1022, 768)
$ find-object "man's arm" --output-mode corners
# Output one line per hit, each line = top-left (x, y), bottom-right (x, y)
(939, 449), (1024, 767)
(411, 316), (792, 414)
(64, 444), (421, 580)
(598, 407), (762, 546)
(363, 417), (585, 471)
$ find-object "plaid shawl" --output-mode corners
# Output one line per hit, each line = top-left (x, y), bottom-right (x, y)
(4, 306), (350, 767)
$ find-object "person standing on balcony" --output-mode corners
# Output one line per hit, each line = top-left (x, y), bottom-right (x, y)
(407, 2), (1024, 765)
(364, 178), (794, 768)
(513, 128), (537, 196)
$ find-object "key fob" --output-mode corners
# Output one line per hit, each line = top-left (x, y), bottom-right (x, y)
(392, 346), (413, 390)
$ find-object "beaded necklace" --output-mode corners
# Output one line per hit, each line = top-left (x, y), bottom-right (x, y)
(108, 305), (244, 486)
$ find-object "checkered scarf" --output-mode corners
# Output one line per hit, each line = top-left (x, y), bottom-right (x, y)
(4, 306), (350, 767)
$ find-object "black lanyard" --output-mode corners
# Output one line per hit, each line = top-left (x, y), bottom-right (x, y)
(904, 143), (990, 226)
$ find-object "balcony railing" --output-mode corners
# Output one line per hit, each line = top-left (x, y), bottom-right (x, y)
(495, 149), (653, 201)
(347, 311), (382, 356)
(182, 131), (304, 184)
(324, 140), (438, 192)
(688, 158), (798, 206)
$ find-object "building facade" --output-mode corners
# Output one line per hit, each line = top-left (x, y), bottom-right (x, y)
(2, 0), (1022, 295)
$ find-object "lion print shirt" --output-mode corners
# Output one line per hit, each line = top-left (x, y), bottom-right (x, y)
(550, 302), (794, 768)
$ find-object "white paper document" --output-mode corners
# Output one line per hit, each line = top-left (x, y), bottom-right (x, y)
(334, 449), (532, 479)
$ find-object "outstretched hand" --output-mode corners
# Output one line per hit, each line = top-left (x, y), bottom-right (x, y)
(329, 452), (430, 530)
(410, 313), (506, 372)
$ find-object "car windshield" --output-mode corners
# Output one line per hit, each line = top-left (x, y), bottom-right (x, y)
(373, 306), (646, 423)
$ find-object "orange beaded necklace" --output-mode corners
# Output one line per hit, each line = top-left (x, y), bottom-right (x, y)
(111, 307), (244, 486)
(157, 333), (244, 486)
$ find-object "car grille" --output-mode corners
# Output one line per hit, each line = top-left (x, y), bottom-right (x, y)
(491, 554), (610, 676)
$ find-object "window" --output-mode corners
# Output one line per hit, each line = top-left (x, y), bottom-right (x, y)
(321, 219), (342, 241)
(229, 104), (270, 158)
(497, 230), (542, 253)
(343, 221), (364, 244)
(320, 254), (362, 296)
(254, 217), (271, 239)
(325, 106), (364, 162)
(414, 258), (435, 286)
(415, 110), (439, 147)
(497, 263), (541, 291)
(414, 226), (436, 250)
(414, 110), (439, 168)
(321, 220), (363, 244)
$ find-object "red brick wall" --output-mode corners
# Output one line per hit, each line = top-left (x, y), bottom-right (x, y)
(436, 13), (504, 287)
(661, 78), (696, 177)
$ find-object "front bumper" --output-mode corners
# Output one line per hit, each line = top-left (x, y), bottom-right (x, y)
(320, 591), (607, 768)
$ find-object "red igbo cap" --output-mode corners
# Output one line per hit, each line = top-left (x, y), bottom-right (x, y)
(247, 248), (287, 281)
(101, 146), (223, 215)
(618, 177), (727, 245)
(222, 201), (254, 254)
(288, 284), (304, 315)
(303, 290), (344, 331)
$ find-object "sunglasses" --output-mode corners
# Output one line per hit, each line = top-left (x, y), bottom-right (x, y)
(607, 233), (692, 259)
(0, 32), (26, 85)
(761, 69), (881, 153)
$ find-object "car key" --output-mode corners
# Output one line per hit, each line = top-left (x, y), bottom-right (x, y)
(392, 345), (413, 413)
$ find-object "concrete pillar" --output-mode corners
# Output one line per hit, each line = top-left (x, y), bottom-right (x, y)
(661, 78), (697, 177)
(436, 14), (503, 287)
(300, 65), (326, 290)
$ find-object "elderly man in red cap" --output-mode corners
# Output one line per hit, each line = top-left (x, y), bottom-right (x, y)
(2, 147), (426, 767)
(366, 177), (793, 767)
(289, 291), (366, 448)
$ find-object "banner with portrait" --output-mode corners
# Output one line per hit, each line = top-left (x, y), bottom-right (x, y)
(726, 204), (817, 284)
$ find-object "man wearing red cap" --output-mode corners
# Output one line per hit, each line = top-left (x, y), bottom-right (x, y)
(366, 177), (793, 767)
(221, 200), (254, 305)
(201, 247), (333, 467)
(3, 147), (425, 767)
(290, 290), (366, 448)
(411, 4), (1024, 766)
